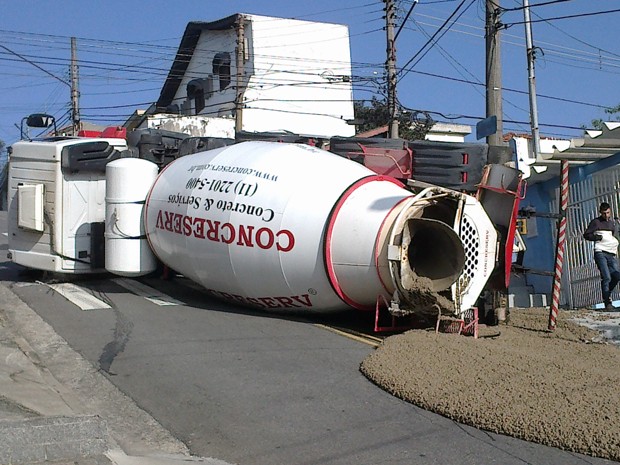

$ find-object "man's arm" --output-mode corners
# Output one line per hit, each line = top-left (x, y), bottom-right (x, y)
(584, 218), (603, 241)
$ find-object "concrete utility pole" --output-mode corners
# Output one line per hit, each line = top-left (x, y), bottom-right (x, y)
(385, 0), (399, 139)
(70, 37), (80, 135)
(523, 0), (541, 158)
(485, 0), (503, 146)
(235, 16), (246, 133)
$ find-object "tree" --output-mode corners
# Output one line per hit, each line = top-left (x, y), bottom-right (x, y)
(353, 97), (434, 140)
(589, 103), (620, 130)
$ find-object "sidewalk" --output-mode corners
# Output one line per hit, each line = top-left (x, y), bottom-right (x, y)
(0, 282), (232, 465)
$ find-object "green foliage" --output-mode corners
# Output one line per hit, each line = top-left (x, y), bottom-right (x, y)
(353, 98), (434, 141)
(589, 103), (620, 130)
(353, 97), (389, 133)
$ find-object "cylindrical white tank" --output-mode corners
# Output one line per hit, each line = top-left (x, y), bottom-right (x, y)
(105, 158), (158, 276)
(144, 141), (464, 312)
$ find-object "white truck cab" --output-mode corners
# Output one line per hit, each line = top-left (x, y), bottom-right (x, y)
(7, 137), (128, 273)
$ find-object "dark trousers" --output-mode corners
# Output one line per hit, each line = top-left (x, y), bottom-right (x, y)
(594, 251), (620, 304)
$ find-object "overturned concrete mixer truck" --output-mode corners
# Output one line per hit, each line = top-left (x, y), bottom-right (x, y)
(6, 127), (522, 320)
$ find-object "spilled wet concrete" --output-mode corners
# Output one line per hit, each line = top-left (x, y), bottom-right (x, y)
(360, 308), (620, 461)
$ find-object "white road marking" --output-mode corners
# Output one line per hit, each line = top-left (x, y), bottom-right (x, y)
(39, 281), (111, 311)
(13, 282), (38, 288)
(112, 278), (184, 306)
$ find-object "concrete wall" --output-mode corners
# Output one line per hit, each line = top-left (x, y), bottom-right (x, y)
(242, 15), (354, 137)
(144, 114), (235, 138)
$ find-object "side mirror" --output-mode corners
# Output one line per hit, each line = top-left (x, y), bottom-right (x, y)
(20, 113), (57, 140)
(26, 113), (55, 128)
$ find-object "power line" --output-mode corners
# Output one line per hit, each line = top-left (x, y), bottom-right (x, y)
(0, 34), (381, 74)
(510, 0), (620, 60)
(540, 53), (620, 73)
(403, 67), (609, 109)
(3, 19), (615, 84)
(0, 45), (70, 87)
(2, 46), (608, 114)
(391, 102), (587, 131)
(407, 20), (484, 93)
(397, 0), (476, 82)
(0, 10), (612, 139)
(289, 1), (379, 20)
(0, 17), (377, 54)
(397, 0), (468, 77)
(500, 0), (574, 12)
(419, 0), (462, 4)
(404, 10), (620, 67)
(395, 0), (419, 41)
(505, 7), (620, 28)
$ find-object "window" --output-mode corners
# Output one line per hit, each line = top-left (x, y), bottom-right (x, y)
(187, 79), (206, 114)
(212, 52), (231, 91)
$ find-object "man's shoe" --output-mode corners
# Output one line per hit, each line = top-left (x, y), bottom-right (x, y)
(605, 303), (615, 311)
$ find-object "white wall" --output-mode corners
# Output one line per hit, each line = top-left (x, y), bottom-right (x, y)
(171, 15), (355, 139)
(174, 29), (237, 117)
(425, 122), (471, 143)
(241, 15), (355, 137)
(511, 135), (571, 178)
(145, 114), (235, 138)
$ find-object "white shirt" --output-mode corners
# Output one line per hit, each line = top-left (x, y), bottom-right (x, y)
(594, 230), (619, 255)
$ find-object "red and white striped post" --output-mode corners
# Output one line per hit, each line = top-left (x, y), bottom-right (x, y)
(549, 160), (569, 330)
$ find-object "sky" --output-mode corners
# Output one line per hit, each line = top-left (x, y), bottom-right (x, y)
(1, 0), (619, 149)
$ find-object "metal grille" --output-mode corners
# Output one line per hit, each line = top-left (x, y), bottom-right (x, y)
(460, 215), (480, 285)
(452, 214), (481, 312)
(557, 166), (620, 308)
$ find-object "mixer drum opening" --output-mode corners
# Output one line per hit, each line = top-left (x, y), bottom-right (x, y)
(403, 218), (465, 292)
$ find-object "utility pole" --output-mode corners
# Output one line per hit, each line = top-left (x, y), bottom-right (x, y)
(523, 0), (541, 158)
(485, 0), (503, 146)
(235, 16), (246, 133)
(70, 37), (80, 135)
(385, 0), (399, 139)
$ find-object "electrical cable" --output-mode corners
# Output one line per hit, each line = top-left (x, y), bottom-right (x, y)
(510, 0), (620, 60)
(403, 105), (587, 131)
(0, 45), (70, 87)
(500, 0), (574, 12)
(406, 19), (529, 134)
(402, 68), (608, 109)
(395, 0), (419, 41)
(1, 8), (614, 139)
(505, 7), (620, 28)
(397, 0), (469, 81)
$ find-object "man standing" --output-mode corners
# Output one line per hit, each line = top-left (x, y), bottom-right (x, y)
(583, 202), (620, 311)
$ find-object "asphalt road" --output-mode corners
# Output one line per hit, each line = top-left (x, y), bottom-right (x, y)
(1, 213), (614, 465)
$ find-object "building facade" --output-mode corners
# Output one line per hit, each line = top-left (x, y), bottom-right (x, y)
(152, 14), (355, 139)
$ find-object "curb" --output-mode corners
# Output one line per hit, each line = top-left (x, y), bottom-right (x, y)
(0, 415), (108, 464)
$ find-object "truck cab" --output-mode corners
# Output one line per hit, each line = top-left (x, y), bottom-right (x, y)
(7, 137), (127, 273)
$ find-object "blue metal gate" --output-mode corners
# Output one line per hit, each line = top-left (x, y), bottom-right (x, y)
(556, 166), (620, 308)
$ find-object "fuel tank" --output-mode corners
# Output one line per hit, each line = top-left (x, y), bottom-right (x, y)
(144, 141), (465, 312)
